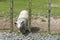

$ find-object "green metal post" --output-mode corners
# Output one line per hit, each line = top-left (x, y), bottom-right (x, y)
(48, 0), (51, 34)
(28, 0), (32, 32)
(10, 0), (13, 33)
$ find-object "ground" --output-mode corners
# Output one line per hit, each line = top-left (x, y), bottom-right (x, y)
(31, 16), (60, 33)
(0, 16), (60, 34)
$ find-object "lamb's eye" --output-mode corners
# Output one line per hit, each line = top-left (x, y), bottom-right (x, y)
(15, 22), (17, 25)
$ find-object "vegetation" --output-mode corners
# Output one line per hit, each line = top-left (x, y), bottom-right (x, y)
(0, 0), (60, 19)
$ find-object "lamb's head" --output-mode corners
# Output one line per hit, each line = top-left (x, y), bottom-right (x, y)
(15, 20), (24, 29)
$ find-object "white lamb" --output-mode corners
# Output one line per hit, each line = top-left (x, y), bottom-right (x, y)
(15, 10), (30, 34)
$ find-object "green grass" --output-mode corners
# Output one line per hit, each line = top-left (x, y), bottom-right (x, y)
(0, 0), (60, 19)
(51, 0), (60, 3)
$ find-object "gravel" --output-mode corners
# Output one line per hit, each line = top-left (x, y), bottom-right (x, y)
(0, 32), (60, 40)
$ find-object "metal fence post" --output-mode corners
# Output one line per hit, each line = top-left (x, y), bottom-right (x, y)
(10, 0), (13, 33)
(28, 0), (32, 32)
(48, 0), (51, 34)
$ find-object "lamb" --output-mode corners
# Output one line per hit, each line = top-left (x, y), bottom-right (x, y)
(15, 10), (30, 34)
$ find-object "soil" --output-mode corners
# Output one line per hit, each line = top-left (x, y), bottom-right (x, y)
(0, 17), (60, 33)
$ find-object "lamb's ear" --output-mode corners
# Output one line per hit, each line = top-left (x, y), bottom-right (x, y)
(21, 21), (24, 24)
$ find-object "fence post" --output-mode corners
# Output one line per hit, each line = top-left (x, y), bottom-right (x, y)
(28, 0), (32, 32)
(10, 0), (13, 33)
(48, 0), (51, 34)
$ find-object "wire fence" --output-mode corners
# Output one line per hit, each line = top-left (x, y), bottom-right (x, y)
(0, 0), (60, 34)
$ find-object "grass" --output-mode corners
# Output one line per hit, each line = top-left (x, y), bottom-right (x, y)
(0, 0), (60, 19)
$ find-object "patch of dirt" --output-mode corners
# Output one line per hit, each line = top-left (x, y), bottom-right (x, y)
(0, 17), (60, 33)
(31, 17), (60, 33)
(0, 18), (18, 32)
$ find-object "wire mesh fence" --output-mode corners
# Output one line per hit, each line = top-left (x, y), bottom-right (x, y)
(0, 0), (10, 32)
(0, 0), (60, 34)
